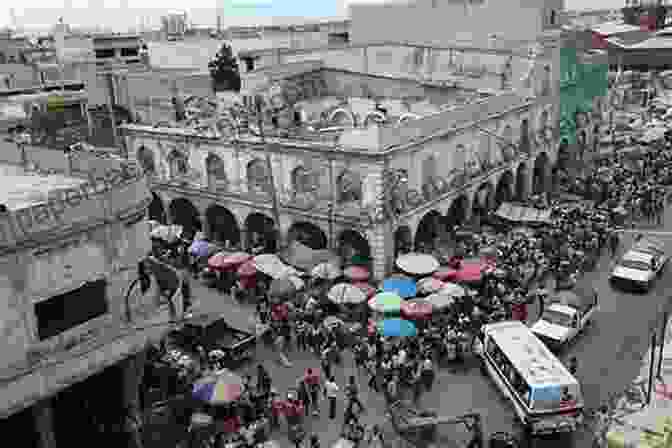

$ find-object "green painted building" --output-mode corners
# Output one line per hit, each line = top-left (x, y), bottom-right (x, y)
(559, 46), (609, 145)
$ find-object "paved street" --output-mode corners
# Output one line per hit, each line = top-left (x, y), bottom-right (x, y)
(182, 206), (672, 448)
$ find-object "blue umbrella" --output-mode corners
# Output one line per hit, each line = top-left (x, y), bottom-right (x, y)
(382, 278), (417, 299)
(189, 239), (211, 257)
(377, 318), (417, 337)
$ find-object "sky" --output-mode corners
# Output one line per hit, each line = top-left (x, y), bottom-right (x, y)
(0, 0), (631, 31)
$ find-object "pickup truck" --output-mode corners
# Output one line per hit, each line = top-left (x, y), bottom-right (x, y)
(168, 313), (257, 367)
(531, 285), (599, 351)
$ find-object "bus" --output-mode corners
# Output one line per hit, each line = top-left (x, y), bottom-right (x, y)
(479, 321), (584, 435)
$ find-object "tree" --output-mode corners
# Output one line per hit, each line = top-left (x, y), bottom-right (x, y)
(208, 43), (241, 92)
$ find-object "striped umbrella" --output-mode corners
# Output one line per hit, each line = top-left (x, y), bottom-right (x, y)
(417, 277), (445, 294)
(237, 260), (257, 277)
(327, 283), (367, 305)
(352, 282), (376, 298)
(192, 369), (243, 405)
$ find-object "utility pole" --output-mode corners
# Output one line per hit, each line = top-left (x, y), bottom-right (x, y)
(253, 95), (283, 248)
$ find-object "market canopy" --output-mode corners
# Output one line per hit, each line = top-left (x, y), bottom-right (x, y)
(368, 292), (403, 314)
(395, 253), (439, 275)
(327, 283), (367, 305)
(150, 224), (183, 243)
(279, 241), (338, 272)
(495, 203), (551, 224)
(252, 254), (299, 279)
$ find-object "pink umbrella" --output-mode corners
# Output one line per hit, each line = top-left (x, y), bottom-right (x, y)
(401, 298), (433, 320)
(237, 260), (257, 277)
(453, 262), (485, 283)
(433, 267), (458, 281)
(352, 282), (376, 298)
(344, 265), (370, 281)
(208, 252), (252, 272)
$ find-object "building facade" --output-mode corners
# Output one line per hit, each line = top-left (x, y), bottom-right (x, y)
(0, 141), (183, 448)
(121, 60), (559, 280)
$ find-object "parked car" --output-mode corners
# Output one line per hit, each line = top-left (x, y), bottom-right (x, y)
(532, 283), (599, 351)
(169, 313), (257, 367)
(610, 237), (667, 291)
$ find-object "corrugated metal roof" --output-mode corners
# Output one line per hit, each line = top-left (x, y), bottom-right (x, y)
(592, 22), (642, 36)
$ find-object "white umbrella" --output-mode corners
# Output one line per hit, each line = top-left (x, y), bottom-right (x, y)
(150, 224), (183, 243)
(440, 282), (466, 297)
(327, 283), (367, 305)
(395, 253), (440, 275)
(311, 262), (342, 280)
(417, 277), (445, 294)
(426, 292), (456, 310)
(253, 254), (299, 279)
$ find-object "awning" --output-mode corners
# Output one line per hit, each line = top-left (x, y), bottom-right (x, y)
(495, 203), (551, 224)
(279, 241), (338, 272)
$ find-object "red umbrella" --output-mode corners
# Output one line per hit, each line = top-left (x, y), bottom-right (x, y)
(433, 267), (458, 281)
(401, 298), (433, 320)
(237, 260), (257, 277)
(453, 262), (485, 283)
(344, 265), (370, 281)
(208, 252), (251, 271)
(352, 281), (376, 298)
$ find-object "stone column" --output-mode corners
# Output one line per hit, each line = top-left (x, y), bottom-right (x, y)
(201, 210), (211, 240)
(33, 399), (57, 448)
(367, 225), (388, 282)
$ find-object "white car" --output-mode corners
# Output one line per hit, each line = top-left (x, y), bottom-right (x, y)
(610, 238), (667, 290)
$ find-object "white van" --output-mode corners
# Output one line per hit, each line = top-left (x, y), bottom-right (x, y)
(479, 321), (584, 435)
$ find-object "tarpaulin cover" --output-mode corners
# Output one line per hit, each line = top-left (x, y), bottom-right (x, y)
(495, 203), (552, 224)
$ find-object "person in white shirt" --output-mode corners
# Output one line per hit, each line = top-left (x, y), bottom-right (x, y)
(323, 376), (339, 420)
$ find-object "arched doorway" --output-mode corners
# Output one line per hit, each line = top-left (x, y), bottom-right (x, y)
(287, 222), (328, 250)
(414, 210), (443, 253)
(205, 205), (240, 247)
(148, 192), (166, 223)
(445, 195), (469, 230)
(495, 171), (514, 207)
(472, 183), (493, 224)
(515, 163), (529, 201)
(245, 213), (277, 252)
(533, 152), (550, 194)
(394, 226), (413, 258)
(168, 198), (201, 238)
(246, 158), (270, 193)
(136, 146), (156, 176)
(338, 229), (371, 267)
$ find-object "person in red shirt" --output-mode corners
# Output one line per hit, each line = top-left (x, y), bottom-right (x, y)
(303, 368), (321, 416)
(220, 414), (241, 434)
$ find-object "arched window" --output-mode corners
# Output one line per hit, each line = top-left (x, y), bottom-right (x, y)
(206, 153), (227, 190)
(550, 10), (556, 25)
(167, 151), (189, 178)
(136, 146), (156, 176)
(246, 158), (269, 192)
(291, 166), (315, 194)
(336, 169), (362, 203)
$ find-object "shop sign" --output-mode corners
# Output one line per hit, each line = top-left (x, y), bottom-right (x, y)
(0, 163), (140, 246)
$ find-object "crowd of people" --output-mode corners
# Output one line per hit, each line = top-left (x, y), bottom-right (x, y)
(142, 126), (672, 448)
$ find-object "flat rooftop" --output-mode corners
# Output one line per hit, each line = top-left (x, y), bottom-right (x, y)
(0, 164), (86, 211)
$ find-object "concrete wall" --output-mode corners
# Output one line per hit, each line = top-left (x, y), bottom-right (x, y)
(349, 0), (561, 48)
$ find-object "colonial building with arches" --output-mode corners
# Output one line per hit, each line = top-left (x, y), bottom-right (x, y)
(122, 62), (560, 281)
